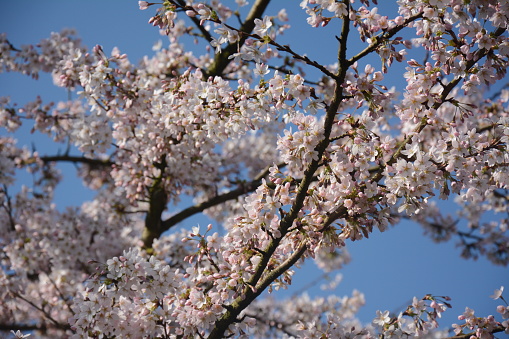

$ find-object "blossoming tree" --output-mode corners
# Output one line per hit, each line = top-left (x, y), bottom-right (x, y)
(1, 0), (509, 338)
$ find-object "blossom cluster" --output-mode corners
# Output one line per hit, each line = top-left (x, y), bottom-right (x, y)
(1, 0), (509, 338)
(451, 287), (509, 338)
(69, 248), (183, 338)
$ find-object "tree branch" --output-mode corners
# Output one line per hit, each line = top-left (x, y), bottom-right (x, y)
(174, 0), (214, 42)
(435, 26), (507, 106)
(262, 36), (338, 79)
(445, 326), (506, 339)
(40, 155), (113, 167)
(206, 0), (272, 77)
(13, 292), (71, 331)
(142, 159), (169, 248)
(152, 164), (275, 245)
(1, 185), (16, 231)
(348, 11), (424, 66)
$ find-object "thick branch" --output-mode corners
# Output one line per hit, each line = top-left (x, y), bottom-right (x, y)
(207, 0), (271, 77)
(160, 178), (262, 231)
(41, 155), (113, 167)
(143, 164), (276, 247)
(142, 173), (168, 248)
(1, 185), (16, 231)
(207, 241), (308, 339)
(254, 241), (308, 293)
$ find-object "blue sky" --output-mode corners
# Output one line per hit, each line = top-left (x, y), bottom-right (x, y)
(1, 0), (507, 332)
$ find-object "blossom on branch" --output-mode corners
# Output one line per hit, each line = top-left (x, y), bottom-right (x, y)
(1, 0), (509, 338)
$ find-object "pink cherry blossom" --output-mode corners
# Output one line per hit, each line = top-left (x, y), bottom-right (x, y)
(1, 1), (509, 338)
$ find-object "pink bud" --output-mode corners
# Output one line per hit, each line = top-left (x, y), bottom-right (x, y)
(138, 1), (149, 10)
(344, 199), (354, 208)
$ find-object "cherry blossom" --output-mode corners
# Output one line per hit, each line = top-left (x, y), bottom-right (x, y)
(1, 0), (509, 338)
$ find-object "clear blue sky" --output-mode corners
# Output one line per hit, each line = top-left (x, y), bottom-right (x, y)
(1, 0), (507, 332)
